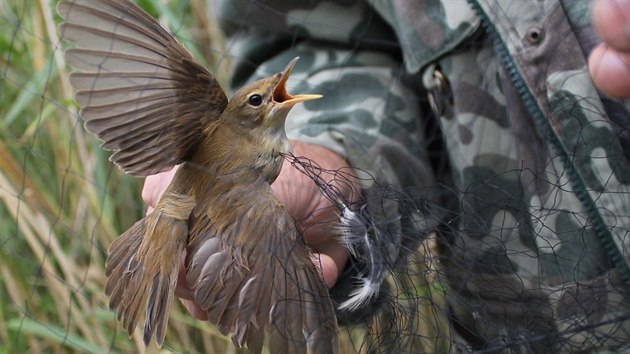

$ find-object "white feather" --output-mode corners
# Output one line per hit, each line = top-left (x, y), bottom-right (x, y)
(338, 204), (367, 257)
(337, 277), (380, 311)
(337, 202), (387, 312)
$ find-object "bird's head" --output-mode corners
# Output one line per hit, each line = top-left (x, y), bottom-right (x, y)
(223, 57), (321, 132)
(217, 57), (321, 182)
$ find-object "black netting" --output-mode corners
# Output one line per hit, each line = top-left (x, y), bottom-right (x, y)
(2, 1), (630, 353)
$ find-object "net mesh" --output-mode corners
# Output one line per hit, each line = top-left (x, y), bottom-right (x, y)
(1, 1), (630, 353)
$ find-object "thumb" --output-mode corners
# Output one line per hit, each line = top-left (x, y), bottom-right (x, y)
(142, 166), (179, 213)
(310, 252), (341, 289)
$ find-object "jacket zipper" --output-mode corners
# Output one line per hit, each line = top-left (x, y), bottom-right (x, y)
(467, 0), (630, 288)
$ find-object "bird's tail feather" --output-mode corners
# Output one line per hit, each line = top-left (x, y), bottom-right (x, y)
(105, 211), (186, 347)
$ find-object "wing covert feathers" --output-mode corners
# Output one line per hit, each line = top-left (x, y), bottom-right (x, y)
(186, 179), (339, 354)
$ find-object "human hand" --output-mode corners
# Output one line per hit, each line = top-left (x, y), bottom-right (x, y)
(589, 0), (630, 98)
(142, 140), (357, 318)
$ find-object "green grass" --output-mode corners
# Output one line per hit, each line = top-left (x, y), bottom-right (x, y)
(0, 1), (450, 353)
(0, 1), (233, 352)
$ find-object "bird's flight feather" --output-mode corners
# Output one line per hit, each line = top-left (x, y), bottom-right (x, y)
(57, 0), (227, 176)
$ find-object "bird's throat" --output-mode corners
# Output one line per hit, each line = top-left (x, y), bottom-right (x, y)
(255, 126), (291, 183)
(192, 123), (290, 184)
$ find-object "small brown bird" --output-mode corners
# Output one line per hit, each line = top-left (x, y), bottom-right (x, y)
(57, 0), (338, 352)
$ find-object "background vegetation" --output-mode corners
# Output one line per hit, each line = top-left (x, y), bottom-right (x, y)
(0, 1), (448, 353)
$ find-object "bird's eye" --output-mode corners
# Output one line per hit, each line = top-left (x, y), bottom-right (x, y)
(248, 94), (263, 106)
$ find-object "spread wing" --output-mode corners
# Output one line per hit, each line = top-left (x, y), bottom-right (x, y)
(57, 0), (228, 176)
(185, 175), (339, 354)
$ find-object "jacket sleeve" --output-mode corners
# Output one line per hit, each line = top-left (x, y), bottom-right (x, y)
(213, 0), (442, 324)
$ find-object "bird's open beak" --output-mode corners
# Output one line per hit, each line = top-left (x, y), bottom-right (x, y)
(272, 57), (322, 107)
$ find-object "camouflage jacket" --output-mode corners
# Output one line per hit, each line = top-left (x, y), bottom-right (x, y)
(215, 1), (630, 352)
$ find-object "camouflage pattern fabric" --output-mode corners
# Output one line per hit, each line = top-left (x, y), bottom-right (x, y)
(213, 0), (630, 352)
